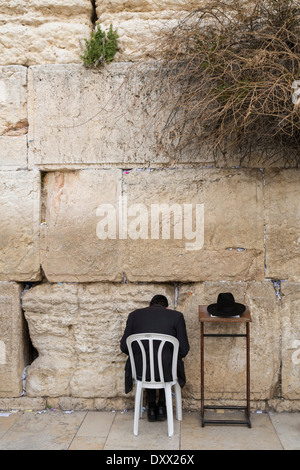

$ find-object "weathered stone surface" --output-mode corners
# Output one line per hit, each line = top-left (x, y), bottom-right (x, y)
(0, 1), (92, 66)
(0, 397), (46, 411)
(0, 171), (41, 281)
(27, 63), (173, 169)
(0, 136), (27, 170)
(98, 0), (201, 13)
(0, 66), (27, 135)
(123, 168), (264, 282)
(27, 63), (290, 170)
(0, 66), (27, 169)
(0, 282), (30, 397)
(178, 281), (281, 401)
(265, 170), (300, 282)
(99, 12), (181, 62)
(42, 168), (264, 283)
(22, 282), (174, 398)
(281, 283), (300, 400)
(97, 1), (201, 61)
(41, 169), (123, 282)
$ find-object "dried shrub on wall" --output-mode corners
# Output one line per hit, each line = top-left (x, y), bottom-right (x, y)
(152, 0), (300, 165)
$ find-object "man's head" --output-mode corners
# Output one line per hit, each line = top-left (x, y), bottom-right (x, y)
(150, 295), (169, 308)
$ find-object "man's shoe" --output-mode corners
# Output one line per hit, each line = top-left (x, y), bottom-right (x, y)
(147, 407), (157, 422)
(156, 404), (167, 421)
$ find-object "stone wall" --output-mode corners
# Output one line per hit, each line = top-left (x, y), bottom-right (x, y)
(0, 1), (299, 412)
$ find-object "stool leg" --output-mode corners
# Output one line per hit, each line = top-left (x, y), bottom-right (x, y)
(201, 322), (205, 426)
(246, 322), (251, 427)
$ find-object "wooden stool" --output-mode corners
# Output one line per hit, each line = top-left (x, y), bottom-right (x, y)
(199, 305), (252, 428)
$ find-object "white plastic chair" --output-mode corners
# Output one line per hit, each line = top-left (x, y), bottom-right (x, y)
(126, 333), (182, 437)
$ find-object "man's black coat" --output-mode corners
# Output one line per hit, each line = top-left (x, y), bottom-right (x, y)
(120, 304), (190, 393)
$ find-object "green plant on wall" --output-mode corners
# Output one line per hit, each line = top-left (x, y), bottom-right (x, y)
(81, 23), (118, 67)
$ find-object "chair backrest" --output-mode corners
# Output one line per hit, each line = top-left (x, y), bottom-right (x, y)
(126, 333), (179, 384)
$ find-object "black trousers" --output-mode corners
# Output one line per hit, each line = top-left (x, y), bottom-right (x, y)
(146, 389), (165, 407)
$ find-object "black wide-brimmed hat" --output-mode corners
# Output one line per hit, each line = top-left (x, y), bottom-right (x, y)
(207, 293), (246, 317)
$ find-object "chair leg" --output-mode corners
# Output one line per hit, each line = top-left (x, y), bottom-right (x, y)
(140, 388), (144, 418)
(165, 383), (174, 437)
(174, 382), (182, 421)
(134, 382), (142, 436)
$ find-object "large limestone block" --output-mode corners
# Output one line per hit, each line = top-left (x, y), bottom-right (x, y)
(96, 1), (265, 63)
(22, 282), (174, 398)
(0, 282), (29, 397)
(27, 63), (171, 169)
(123, 168), (264, 282)
(265, 169), (300, 281)
(23, 283), (79, 397)
(0, 1), (92, 66)
(41, 169), (123, 282)
(97, 1), (202, 61)
(281, 283), (300, 400)
(0, 171), (41, 281)
(42, 168), (264, 283)
(98, 0), (201, 13)
(99, 12), (181, 61)
(178, 281), (281, 402)
(0, 66), (27, 169)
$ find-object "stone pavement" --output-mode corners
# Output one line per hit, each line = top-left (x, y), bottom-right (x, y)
(0, 409), (299, 451)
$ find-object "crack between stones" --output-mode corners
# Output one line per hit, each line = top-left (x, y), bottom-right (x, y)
(90, 0), (98, 27)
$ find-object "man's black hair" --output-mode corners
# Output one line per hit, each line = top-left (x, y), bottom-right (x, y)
(150, 295), (169, 308)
